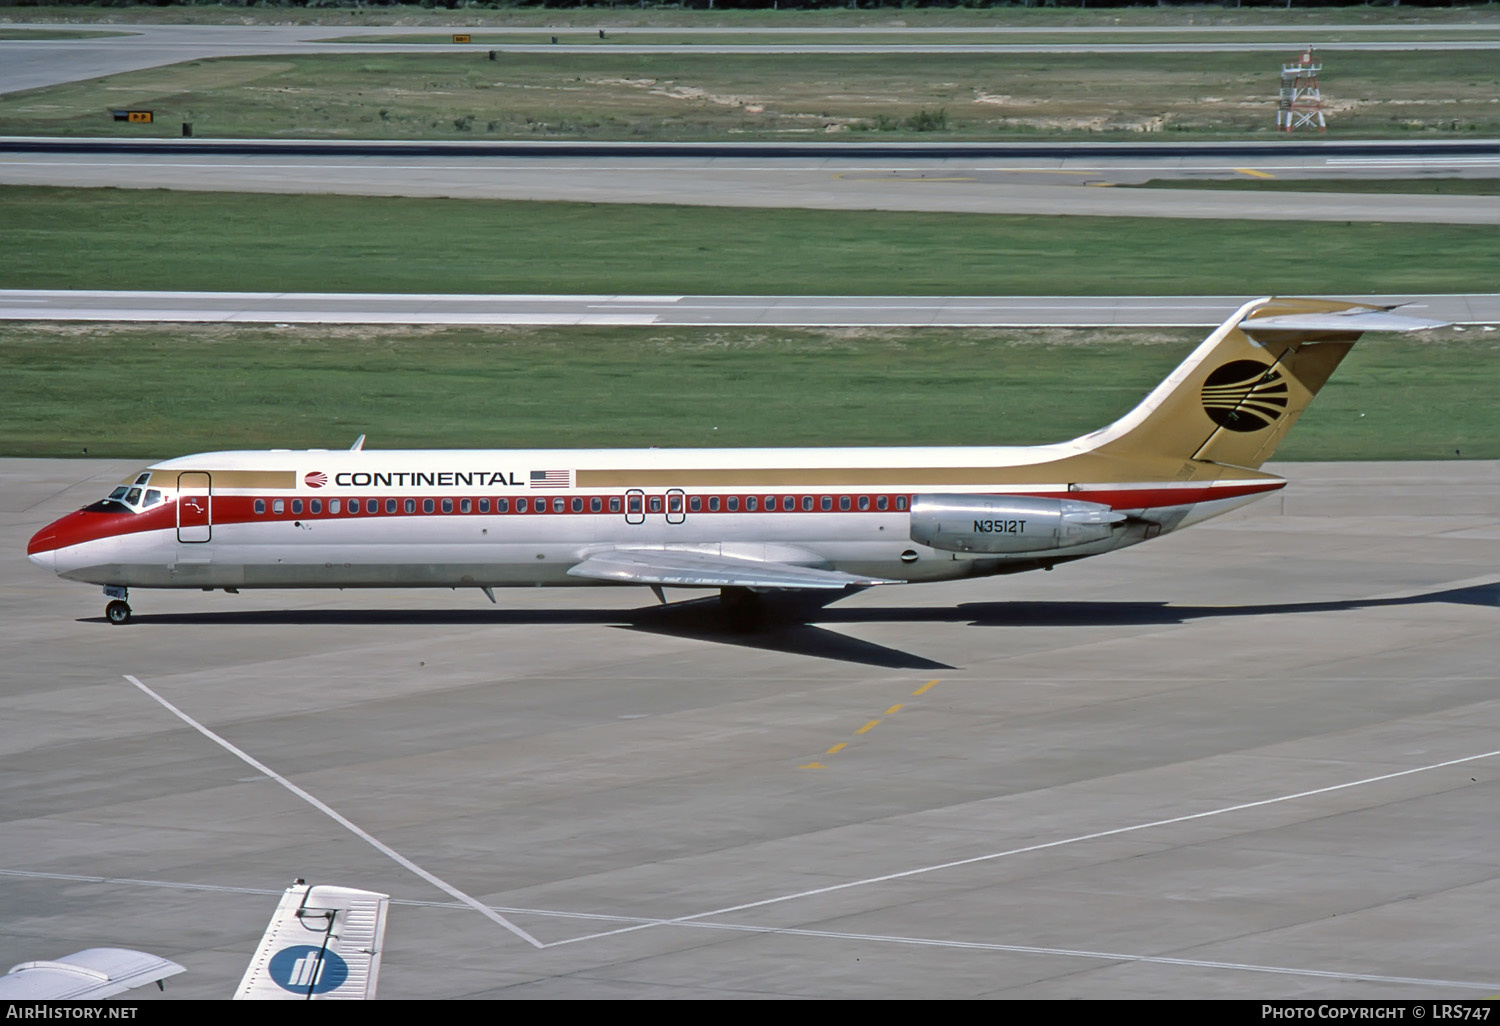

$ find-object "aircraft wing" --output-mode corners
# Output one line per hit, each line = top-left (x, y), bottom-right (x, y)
(234, 881), (389, 1000)
(0, 948), (185, 1000)
(567, 548), (902, 590)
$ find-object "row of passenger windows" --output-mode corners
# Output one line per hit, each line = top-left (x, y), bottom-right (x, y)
(251, 494), (911, 516)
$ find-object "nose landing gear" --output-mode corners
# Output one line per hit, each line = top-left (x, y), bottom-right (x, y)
(103, 586), (132, 625)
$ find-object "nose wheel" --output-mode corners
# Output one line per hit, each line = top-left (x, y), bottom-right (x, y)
(103, 587), (132, 625)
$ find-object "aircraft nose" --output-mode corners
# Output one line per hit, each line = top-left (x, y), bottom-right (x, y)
(27, 528), (57, 570)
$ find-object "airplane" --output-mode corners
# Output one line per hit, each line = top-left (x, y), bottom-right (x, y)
(0, 880), (389, 1001)
(26, 297), (1448, 627)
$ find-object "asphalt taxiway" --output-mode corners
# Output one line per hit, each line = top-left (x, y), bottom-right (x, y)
(2, 457), (1497, 998)
(2, 290), (1496, 327)
(3, 22), (1498, 96)
(4, 141), (1496, 223)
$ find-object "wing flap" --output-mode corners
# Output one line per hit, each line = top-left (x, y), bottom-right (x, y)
(567, 548), (901, 590)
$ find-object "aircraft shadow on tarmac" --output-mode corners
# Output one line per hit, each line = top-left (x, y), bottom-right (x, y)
(80, 581), (1496, 671)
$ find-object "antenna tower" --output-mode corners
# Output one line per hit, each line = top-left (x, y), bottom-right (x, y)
(1277, 47), (1326, 133)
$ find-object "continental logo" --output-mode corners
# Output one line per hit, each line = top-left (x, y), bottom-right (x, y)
(1201, 360), (1288, 433)
(304, 472), (328, 489)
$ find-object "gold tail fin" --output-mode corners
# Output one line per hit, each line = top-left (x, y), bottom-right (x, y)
(1078, 296), (1448, 471)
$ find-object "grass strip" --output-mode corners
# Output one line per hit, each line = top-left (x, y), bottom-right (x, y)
(3, 187), (1495, 296)
(3, 49), (1495, 141)
(2, 323), (1492, 461)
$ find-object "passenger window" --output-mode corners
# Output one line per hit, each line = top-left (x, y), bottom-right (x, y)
(877, 495), (888, 511)
(802, 495), (813, 511)
(329, 499), (341, 514)
(442, 498), (453, 513)
(348, 498), (359, 515)
(405, 498), (416, 514)
(479, 498), (489, 513)
(609, 496), (621, 513)
(292, 499), (304, 515)
(765, 495), (776, 510)
(783, 496), (795, 512)
(422, 499), (434, 514)
(498, 498), (509, 513)
(896, 496), (909, 511)
(551, 497), (564, 513)
(821, 496), (832, 511)
(590, 496), (602, 513)
(254, 499), (266, 515)
(839, 496), (851, 511)
(628, 494), (642, 514)
(572, 497), (583, 513)
(727, 497), (739, 512)
(708, 496), (720, 512)
(460, 498), (471, 513)
(311, 499), (322, 514)
(648, 496), (663, 513)
(517, 498), (528, 513)
(858, 495), (870, 511)
(746, 496), (758, 512)
(386, 498), (397, 514)
(689, 496), (701, 512)
(273, 499), (285, 515)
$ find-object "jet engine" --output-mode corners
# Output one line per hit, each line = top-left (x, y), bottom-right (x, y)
(909, 494), (1127, 554)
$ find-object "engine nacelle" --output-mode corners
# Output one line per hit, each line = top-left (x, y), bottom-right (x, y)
(909, 494), (1127, 554)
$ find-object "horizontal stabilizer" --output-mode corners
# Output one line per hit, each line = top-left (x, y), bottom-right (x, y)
(0, 948), (185, 1000)
(235, 881), (389, 1001)
(568, 548), (901, 590)
(1242, 309), (1451, 336)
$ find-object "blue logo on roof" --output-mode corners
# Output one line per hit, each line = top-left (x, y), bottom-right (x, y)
(268, 945), (349, 995)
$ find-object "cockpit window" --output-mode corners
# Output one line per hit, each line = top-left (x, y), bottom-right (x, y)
(134, 473), (151, 486)
(125, 487), (143, 505)
(144, 489), (163, 507)
(109, 487), (129, 501)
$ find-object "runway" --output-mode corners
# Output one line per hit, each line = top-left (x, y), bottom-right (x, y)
(2, 457), (1497, 998)
(3, 290), (1496, 327)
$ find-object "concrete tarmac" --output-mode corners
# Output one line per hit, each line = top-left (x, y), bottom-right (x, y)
(2, 457), (1497, 998)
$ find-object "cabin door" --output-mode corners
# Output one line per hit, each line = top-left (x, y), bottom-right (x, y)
(176, 472), (212, 543)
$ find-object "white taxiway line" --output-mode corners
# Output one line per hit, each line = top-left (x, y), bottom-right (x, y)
(6, 865), (1497, 991)
(551, 747), (1500, 948)
(121, 672), (545, 949)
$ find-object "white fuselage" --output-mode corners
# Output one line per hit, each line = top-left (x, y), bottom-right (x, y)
(30, 443), (1282, 593)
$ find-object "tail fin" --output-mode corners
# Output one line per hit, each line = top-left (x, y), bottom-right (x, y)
(1080, 297), (1448, 470)
(234, 880), (390, 1000)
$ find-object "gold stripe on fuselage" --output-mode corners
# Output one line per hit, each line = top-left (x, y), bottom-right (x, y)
(135, 470), (299, 490)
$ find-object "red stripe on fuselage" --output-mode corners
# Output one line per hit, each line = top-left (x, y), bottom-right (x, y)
(26, 479), (1284, 555)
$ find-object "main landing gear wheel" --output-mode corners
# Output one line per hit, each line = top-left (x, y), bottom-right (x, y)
(105, 600), (132, 625)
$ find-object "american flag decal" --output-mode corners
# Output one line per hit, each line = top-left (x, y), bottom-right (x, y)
(530, 470), (570, 489)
